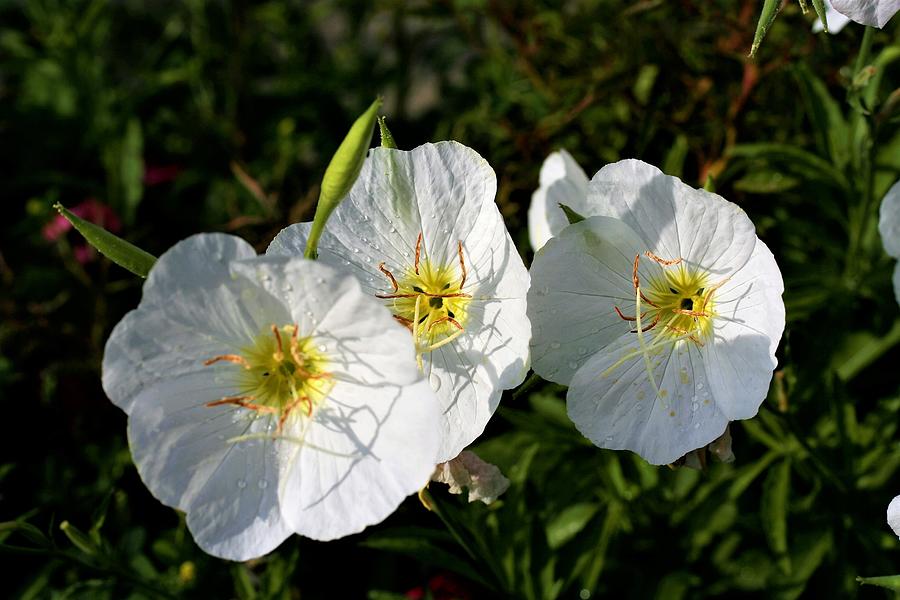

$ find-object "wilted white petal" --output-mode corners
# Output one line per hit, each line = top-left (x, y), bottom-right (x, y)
(431, 450), (510, 504)
(831, 0), (900, 28)
(528, 149), (590, 252)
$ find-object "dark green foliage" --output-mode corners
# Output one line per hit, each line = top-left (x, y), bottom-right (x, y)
(2, 1), (900, 598)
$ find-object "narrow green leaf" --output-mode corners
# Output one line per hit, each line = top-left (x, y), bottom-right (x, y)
(810, 0), (828, 32)
(362, 533), (489, 587)
(378, 115), (397, 149)
(559, 203), (585, 225)
(0, 520), (50, 548)
(750, 0), (781, 58)
(761, 459), (792, 575)
(857, 575), (900, 591)
(120, 118), (144, 225)
(662, 134), (688, 179)
(797, 0), (809, 15)
(305, 97), (382, 259)
(546, 503), (600, 549)
(703, 173), (716, 193)
(53, 203), (157, 278)
(834, 320), (900, 381)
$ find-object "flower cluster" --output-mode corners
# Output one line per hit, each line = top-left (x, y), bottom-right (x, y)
(103, 141), (790, 560)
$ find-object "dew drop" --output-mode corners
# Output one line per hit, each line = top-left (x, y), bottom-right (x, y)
(361, 236), (368, 243)
(550, 308), (558, 315)
(364, 256), (372, 263)
(568, 361), (578, 370)
(550, 342), (561, 349)
(694, 423), (701, 429)
(691, 401), (699, 412)
(237, 479), (247, 489)
(578, 347), (587, 355)
(258, 480), (268, 489)
(353, 247), (361, 253)
(390, 227), (397, 234)
(697, 382), (704, 390)
(604, 436), (613, 442)
(316, 277), (326, 284)
(283, 283), (293, 292)
(318, 344), (327, 353)
(429, 373), (442, 391)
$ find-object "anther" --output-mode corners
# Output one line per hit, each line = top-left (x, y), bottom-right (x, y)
(271, 325), (285, 362)
(644, 251), (683, 266)
(429, 316), (464, 331)
(414, 232), (423, 275)
(457, 241), (467, 290)
(203, 354), (251, 369)
(378, 262), (400, 293)
(206, 395), (277, 414)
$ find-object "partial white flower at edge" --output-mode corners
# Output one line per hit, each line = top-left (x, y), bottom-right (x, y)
(269, 141), (531, 463)
(813, 0), (852, 33)
(431, 451), (510, 504)
(102, 233), (441, 561)
(889, 495), (900, 538)
(831, 0), (900, 28)
(878, 180), (900, 305)
(528, 149), (590, 252)
(528, 160), (785, 465)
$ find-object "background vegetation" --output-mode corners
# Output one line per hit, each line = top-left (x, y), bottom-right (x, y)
(2, 0), (899, 598)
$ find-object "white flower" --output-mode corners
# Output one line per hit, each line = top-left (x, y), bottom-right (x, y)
(831, 0), (900, 28)
(431, 451), (510, 504)
(269, 142), (531, 462)
(102, 233), (440, 561)
(813, 0), (852, 33)
(528, 160), (785, 465)
(878, 181), (900, 305)
(528, 149), (590, 252)
(889, 495), (900, 538)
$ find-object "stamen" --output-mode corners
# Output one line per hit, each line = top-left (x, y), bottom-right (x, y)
(206, 395), (277, 414)
(393, 315), (414, 330)
(375, 292), (418, 299)
(457, 241), (467, 290)
(644, 251), (683, 266)
(630, 312), (660, 333)
(429, 316), (464, 331)
(631, 253), (659, 308)
(271, 324), (284, 362)
(614, 306), (638, 322)
(203, 354), (251, 369)
(378, 262), (400, 293)
(414, 232), (423, 275)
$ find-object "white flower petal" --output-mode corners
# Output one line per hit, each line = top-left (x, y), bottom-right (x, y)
(567, 333), (728, 465)
(832, 0), (900, 27)
(278, 379), (439, 540)
(103, 234), (289, 414)
(700, 239), (784, 420)
(528, 149), (590, 252)
(126, 371), (291, 561)
(586, 159), (757, 277)
(431, 451), (510, 504)
(528, 216), (651, 385)
(269, 142), (530, 460)
(879, 181), (900, 258)
(889, 495), (900, 538)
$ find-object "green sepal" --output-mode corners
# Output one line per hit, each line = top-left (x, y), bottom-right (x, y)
(703, 173), (716, 193)
(53, 203), (157, 278)
(810, 0), (829, 33)
(856, 575), (900, 591)
(305, 97), (382, 259)
(60, 520), (99, 556)
(750, 0), (781, 58)
(559, 203), (586, 225)
(378, 116), (398, 149)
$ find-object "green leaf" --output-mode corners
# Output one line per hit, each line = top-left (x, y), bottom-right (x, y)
(362, 531), (489, 587)
(662, 134), (688, 179)
(378, 115), (397, 149)
(834, 320), (900, 382)
(546, 503), (600, 549)
(733, 170), (799, 194)
(305, 97), (382, 259)
(53, 203), (157, 278)
(810, 0), (828, 32)
(750, 0), (781, 58)
(857, 574), (900, 591)
(761, 459), (791, 575)
(792, 64), (849, 169)
(559, 203), (585, 225)
(120, 118), (144, 225)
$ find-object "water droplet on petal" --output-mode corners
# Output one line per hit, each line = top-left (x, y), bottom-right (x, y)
(550, 342), (561, 349)
(353, 247), (360, 253)
(237, 479), (247, 489)
(429, 373), (442, 391)
(694, 423), (701, 429)
(568, 361), (578, 370)
(318, 344), (327, 353)
(283, 283), (293, 292)
(258, 480), (268, 489)
(316, 277), (326, 284)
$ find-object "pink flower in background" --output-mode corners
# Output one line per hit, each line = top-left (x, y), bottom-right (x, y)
(143, 164), (182, 186)
(406, 574), (472, 600)
(43, 198), (122, 264)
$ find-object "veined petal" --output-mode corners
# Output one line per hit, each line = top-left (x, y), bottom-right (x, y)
(700, 240), (784, 420)
(126, 371), (291, 561)
(831, 0), (900, 27)
(586, 159), (757, 277)
(528, 216), (650, 385)
(278, 379), (439, 540)
(567, 333), (728, 465)
(528, 149), (590, 252)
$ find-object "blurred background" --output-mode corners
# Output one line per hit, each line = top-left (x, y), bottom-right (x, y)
(2, 0), (900, 598)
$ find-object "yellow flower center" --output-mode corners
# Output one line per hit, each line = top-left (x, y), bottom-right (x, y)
(375, 232), (472, 369)
(203, 324), (332, 434)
